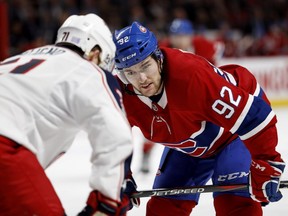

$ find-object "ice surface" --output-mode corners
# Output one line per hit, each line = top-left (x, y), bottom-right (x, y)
(46, 107), (288, 215)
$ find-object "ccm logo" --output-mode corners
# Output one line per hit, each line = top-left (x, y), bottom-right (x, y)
(251, 160), (266, 171)
(218, 172), (249, 181)
(122, 52), (136, 62)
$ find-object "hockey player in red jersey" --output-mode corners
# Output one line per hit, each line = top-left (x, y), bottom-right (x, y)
(113, 22), (285, 215)
(160, 18), (224, 65)
(0, 14), (134, 216)
(141, 18), (224, 173)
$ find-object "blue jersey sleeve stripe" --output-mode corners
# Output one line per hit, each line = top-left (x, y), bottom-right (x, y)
(240, 111), (275, 140)
(189, 121), (222, 149)
(207, 126), (224, 150)
(234, 96), (273, 137)
(230, 94), (254, 134)
(190, 121), (206, 138)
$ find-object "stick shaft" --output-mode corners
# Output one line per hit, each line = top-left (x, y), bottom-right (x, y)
(132, 180), (288, 198)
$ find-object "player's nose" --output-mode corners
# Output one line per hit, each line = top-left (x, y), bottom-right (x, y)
(138, 72), (147, 83)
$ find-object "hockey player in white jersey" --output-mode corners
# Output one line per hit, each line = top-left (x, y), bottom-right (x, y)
(0, 14), (134, 216)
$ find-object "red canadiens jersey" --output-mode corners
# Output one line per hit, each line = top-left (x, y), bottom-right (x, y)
(121, 47), (281, 161)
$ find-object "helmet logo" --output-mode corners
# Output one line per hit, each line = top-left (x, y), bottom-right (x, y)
(122, 52), (136, 62)
(139, 25), (147, 33)
(71, 36), (81, 44)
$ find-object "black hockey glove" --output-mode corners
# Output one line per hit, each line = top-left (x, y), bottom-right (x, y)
(123, 174), (140, 210)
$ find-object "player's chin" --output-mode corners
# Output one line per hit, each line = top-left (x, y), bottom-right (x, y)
(139, 85), (155, 97)
(142, 88), (158, 97)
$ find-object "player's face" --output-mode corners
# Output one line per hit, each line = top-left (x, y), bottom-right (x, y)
(123, 56), (162, 97)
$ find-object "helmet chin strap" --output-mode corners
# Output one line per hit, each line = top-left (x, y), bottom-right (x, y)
(155, 80), (164, 95)
(124, 85), (143, 96)
(154, 59), (164, 95)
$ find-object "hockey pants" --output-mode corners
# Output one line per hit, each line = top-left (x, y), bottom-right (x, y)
(0, 135), (65, 216)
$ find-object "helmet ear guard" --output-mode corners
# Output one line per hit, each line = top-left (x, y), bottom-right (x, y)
(154, 48), (164, 62)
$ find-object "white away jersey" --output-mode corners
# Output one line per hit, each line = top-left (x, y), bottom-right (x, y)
(0, 45), (133, 201)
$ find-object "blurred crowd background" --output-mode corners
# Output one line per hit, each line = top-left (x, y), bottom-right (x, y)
(5, 0), (288, 57)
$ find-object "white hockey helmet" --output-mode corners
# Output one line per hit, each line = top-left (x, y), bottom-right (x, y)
(55, 13), (116, 72)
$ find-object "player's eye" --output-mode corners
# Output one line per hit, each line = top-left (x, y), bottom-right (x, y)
(125, 71), (136, 76)
(142, 64), (150, 70)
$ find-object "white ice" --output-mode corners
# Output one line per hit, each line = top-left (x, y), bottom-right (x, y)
(46, 107), (288, 215)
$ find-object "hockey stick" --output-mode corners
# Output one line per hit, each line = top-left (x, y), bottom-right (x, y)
(131, 180), (288, 198)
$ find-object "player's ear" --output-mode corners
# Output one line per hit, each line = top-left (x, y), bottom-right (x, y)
(87, 49), (101, 65)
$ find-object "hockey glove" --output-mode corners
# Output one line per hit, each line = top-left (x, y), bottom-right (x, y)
(249, 159), (285, 204)
(123, 174), (140, 210)
(77, 191), (130, 216)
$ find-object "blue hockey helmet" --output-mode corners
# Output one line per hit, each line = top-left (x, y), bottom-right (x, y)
(113, 22), (160, 70)
(169, 19), (193, 35)
(113, 22), (163, 84)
